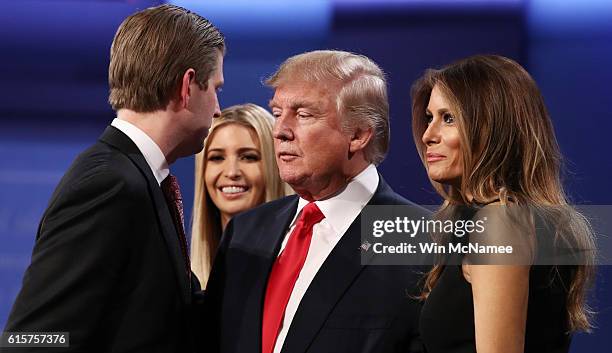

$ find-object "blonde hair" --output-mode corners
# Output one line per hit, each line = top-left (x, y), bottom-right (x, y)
(265, 50), (389, 165)
(191, 103), (289, 286)
(411, 55), (596, 332)
(108, 4), (225, 112)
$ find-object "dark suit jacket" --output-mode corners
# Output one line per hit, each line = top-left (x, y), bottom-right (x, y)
(205, 176), (429, 353)
(2, 126), (199, 353)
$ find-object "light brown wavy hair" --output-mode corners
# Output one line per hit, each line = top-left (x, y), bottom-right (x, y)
(190, 104), (290, 287)
(109, 4), (225, 112)
(411, 54), (595, 332)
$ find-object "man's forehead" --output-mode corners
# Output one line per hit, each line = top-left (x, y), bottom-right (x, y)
(213, 50), (225, 79)
(270, 82), (335, 107)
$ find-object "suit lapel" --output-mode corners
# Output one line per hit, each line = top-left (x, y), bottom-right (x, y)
(280, 177), (395, 353)
(99, 126), (191, 304)
(258, 196), (300, 263)
(235, 196), (299, 353)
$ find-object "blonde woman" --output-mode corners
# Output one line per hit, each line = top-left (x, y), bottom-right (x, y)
(191, 103), (289, 287)
(411, 55), (595, 353)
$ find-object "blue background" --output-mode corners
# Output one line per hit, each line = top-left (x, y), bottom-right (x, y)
(1, 0), (610, 350)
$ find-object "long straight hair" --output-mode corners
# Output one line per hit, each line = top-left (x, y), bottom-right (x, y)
(190, 103), (290, 287)
(411, 55), (595, 332)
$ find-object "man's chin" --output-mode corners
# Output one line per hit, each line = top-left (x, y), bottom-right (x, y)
(192, 135), (207, 154)
(175, 140), (205, 160)
(279, 172), (306, 188)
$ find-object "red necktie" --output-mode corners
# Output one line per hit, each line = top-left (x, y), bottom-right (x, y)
(161, 174), (191, 280)
(261, 202), (325, 353)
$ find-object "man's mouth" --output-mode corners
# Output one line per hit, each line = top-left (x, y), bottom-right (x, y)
(278, 152), (299, 162)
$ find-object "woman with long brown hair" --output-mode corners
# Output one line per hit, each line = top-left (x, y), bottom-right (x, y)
(411, 54), (595, 353)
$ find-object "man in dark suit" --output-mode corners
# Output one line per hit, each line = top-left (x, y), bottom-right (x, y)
(205, 50), (427, 353)
(2, 5), (224, 352)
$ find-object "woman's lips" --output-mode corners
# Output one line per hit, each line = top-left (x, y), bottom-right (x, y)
(219, 185), (249, 199)
(221, 186), (247, 194)
(426, 152), (446, 163)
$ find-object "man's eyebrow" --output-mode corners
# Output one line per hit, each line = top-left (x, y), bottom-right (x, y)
(269, 99), (319, 111)
(292, 100), (318, 110)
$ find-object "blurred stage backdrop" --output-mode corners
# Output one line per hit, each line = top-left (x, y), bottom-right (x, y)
(1, 0), (611, 350)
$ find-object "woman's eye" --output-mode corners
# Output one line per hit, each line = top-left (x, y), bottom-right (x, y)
(425, 114), (433, 124)
(207, 155), (223, 162)
(241, 154), (260, 162)
(443, 113), (455, 124)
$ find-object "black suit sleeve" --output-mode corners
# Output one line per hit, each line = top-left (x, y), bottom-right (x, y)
(2, 162), (146, 352)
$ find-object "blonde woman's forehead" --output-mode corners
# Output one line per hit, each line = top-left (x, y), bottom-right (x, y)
(207, 124), (260, 152)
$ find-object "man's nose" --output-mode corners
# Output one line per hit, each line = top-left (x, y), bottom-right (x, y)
(213, 98), (221, 119)
(273, 113), (294, 141)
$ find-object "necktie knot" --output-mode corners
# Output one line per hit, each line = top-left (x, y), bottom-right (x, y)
(160, 173), (190, 280)
(161, 174), (182, 203)
(298, 202), (325, 228)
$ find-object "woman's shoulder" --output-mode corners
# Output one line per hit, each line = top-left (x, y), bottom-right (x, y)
(465, 201), (536, 266)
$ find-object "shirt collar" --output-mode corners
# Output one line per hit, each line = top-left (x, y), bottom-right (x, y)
(293, 164), (379, 235)
(111, 118), (169, 185)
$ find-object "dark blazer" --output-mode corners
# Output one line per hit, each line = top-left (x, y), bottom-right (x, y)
(2, 126), (199, 353)
(205, 176), (429, 353)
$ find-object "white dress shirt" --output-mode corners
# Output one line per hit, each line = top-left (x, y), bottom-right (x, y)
(272, 164), (379, 353)
(111, 118), (169, 185)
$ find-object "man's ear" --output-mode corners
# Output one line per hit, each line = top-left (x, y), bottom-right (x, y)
(178, 68), (197, 109)
(349, 126), (374, 153)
